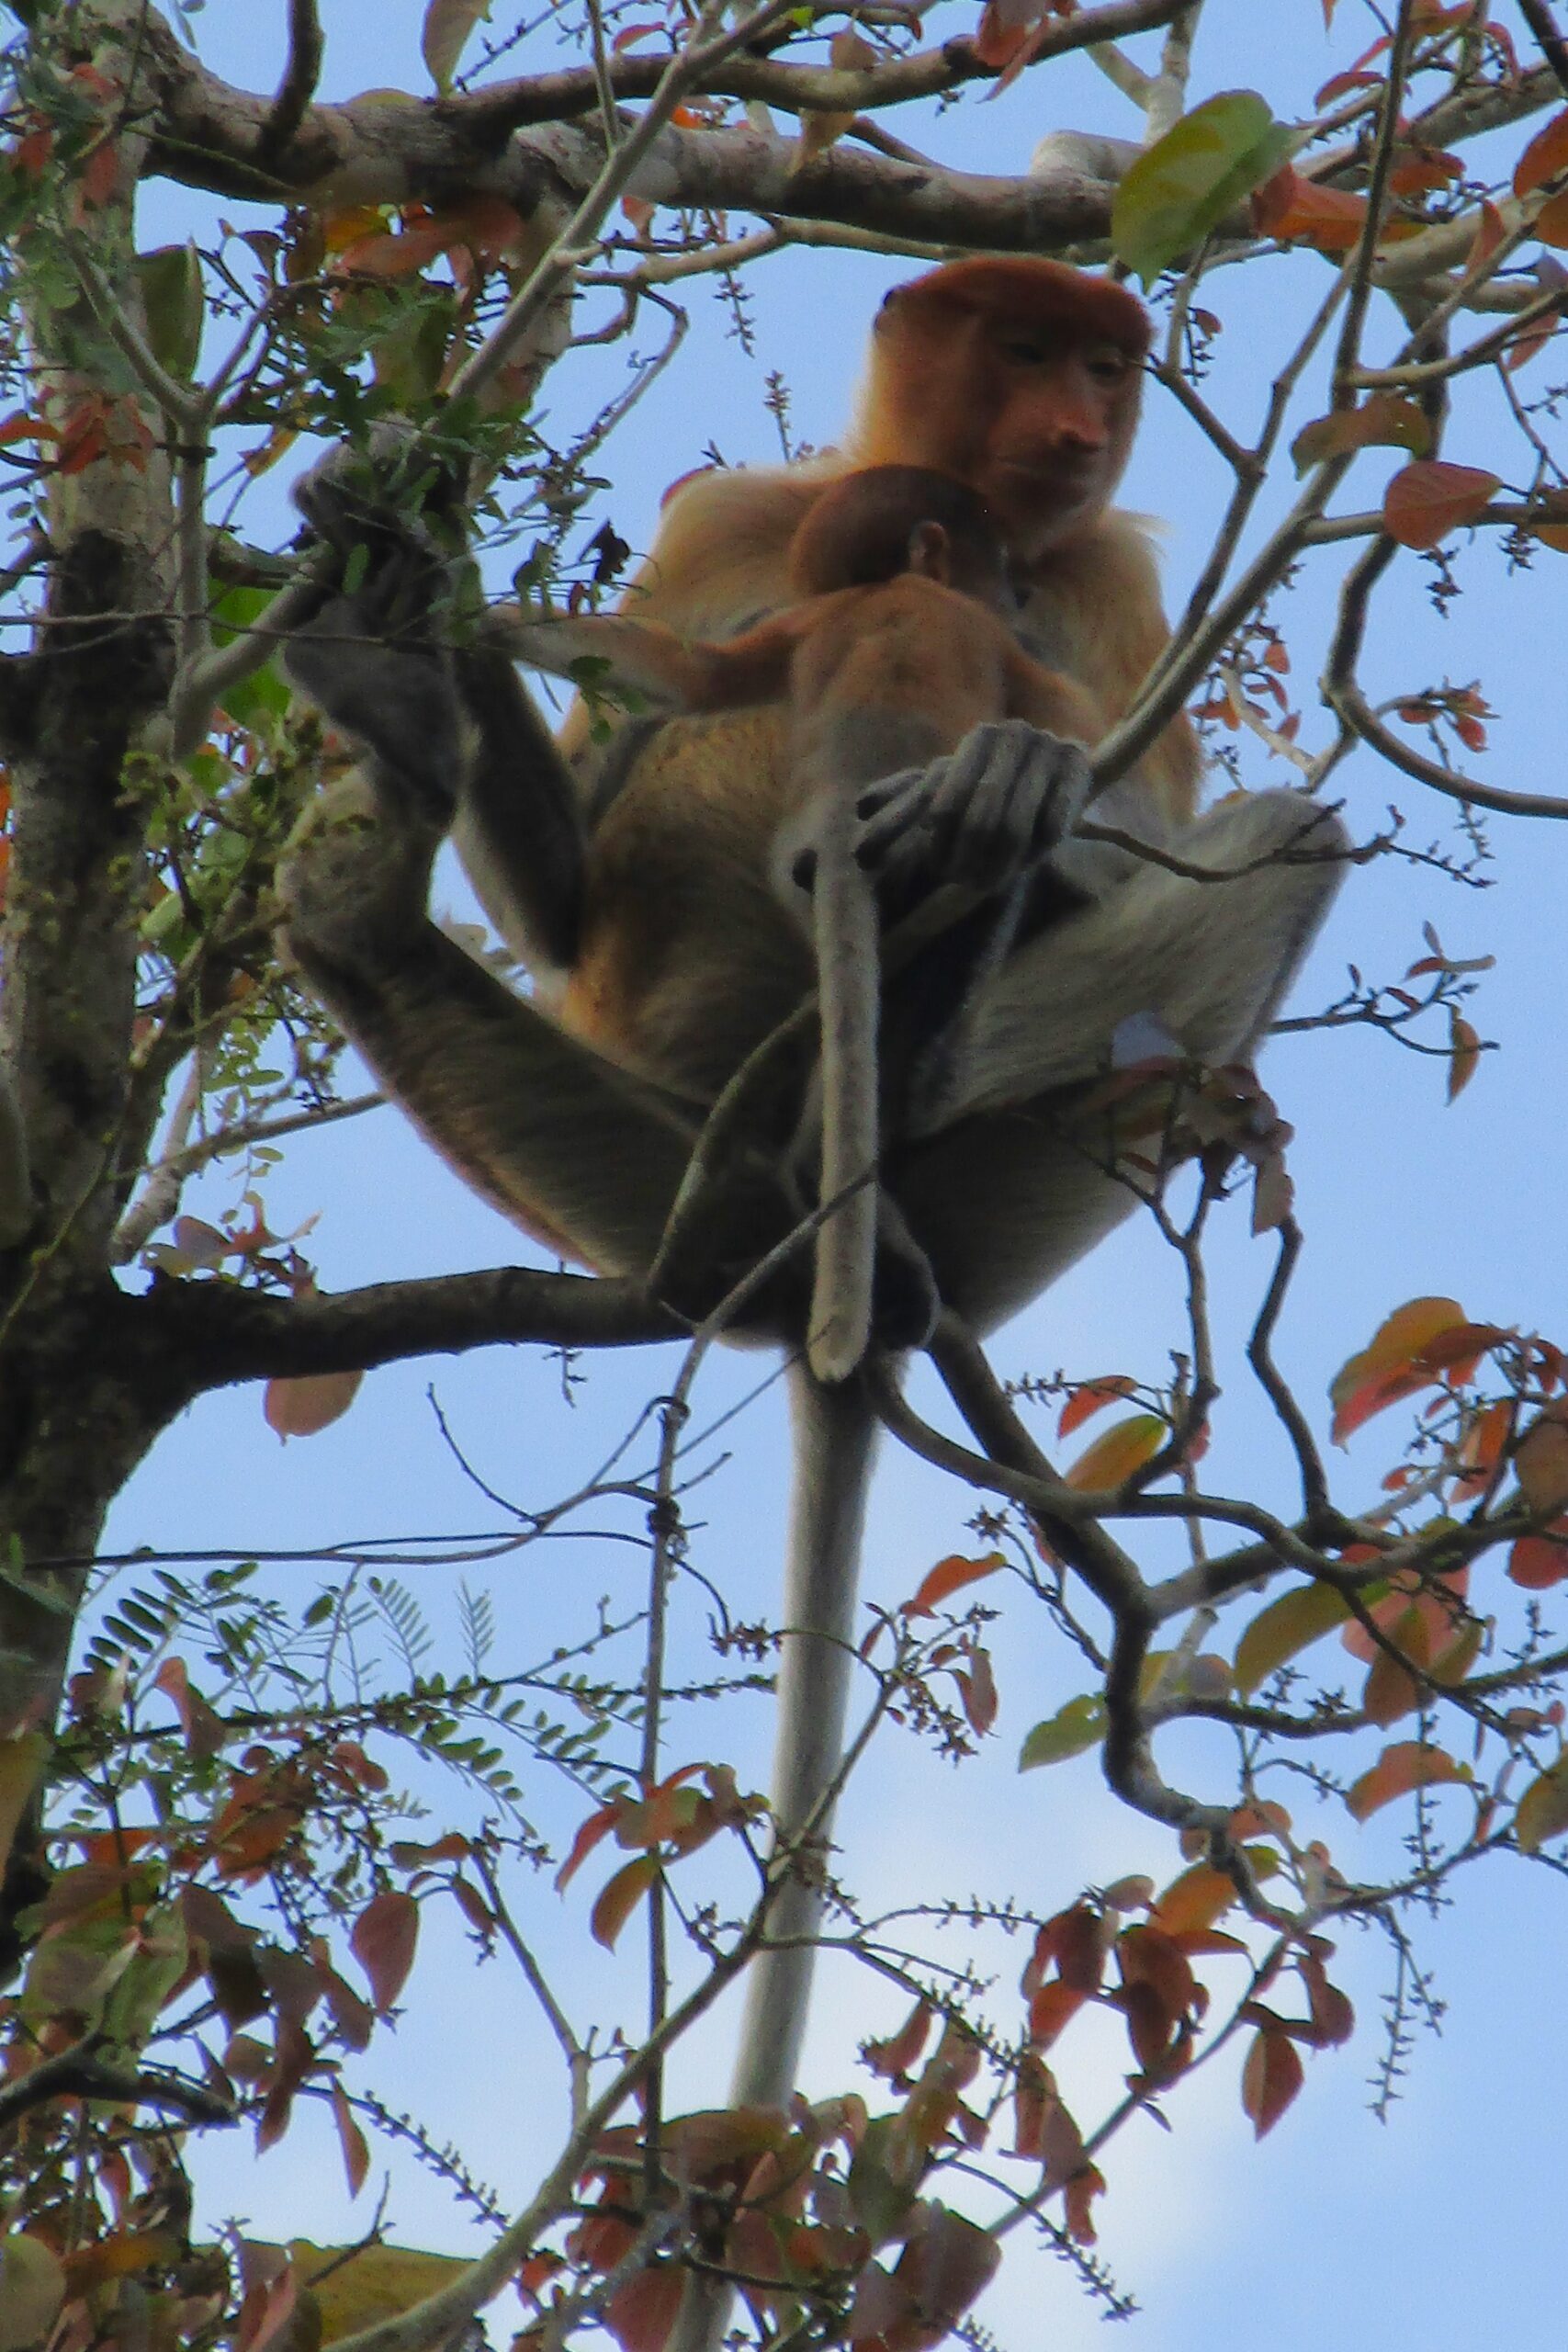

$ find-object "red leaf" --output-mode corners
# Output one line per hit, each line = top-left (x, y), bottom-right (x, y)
(1514, 105), (1568, 198)
(1056, 1376), (1136, 1440)
(1508, 1524), (1568, 1589)
(557, 1797), (624, 1892)
(1382, 459), (1501, 550)
(1328, 1296), (1471, 1443)
(866, 1999), (934, 2082)
(1241, 2024), (1304, 2137)
(906, 1552), (1004, 1615)
(350, 1888), (419, 2012)
(604, 2264), (682, 2352)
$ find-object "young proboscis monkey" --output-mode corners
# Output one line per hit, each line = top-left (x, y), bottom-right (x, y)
(279, 262), (1348, 2301)
(500, 463), (1107, 1384)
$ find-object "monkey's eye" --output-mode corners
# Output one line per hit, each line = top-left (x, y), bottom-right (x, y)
(1000, 336), (1051, 366)
(1086, 349), (1134, 383)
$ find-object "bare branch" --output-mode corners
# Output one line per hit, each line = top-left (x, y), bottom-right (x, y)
(256, 0), (325, 164)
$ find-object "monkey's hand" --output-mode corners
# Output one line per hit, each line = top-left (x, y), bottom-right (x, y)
(284, 429), (470, 829)
(795, 721), (1094, 914)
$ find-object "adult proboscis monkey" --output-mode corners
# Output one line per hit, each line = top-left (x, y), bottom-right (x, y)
(279, 259), (1347, 2311)
(499, 463), (1107, 1383)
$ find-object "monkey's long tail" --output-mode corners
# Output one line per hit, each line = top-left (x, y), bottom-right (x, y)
(807, 811), (882, 1384)
(667, 1368), (879, 2352)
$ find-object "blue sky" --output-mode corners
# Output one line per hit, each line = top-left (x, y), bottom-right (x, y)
(103, 6), (1568, 2346)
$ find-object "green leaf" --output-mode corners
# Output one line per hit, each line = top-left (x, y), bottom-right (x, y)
(208, 584), (291, 728)
(1234, 1582), (1352, 1697)
(1112, 92), (1293, 288)
(135, 243), (204, 381)
(1019, 1694), (1106, 1770)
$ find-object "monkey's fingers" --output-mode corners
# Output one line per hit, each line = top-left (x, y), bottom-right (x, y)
(852, 722), (1091, 897)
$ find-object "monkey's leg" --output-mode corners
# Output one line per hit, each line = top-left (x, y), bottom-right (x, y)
(280, 780), (700, 1274)
(893, 788), (1349, 1335)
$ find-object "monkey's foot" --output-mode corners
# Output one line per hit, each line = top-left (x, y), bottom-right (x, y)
(850, 718), (1093, 904)
(277, 775), (441, 971)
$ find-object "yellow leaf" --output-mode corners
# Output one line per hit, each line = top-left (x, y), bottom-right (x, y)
(1234, 1583), (1351, 1696)
(1514, 1756), (1568, 1853)
(1065, 1412), (1167, 1490)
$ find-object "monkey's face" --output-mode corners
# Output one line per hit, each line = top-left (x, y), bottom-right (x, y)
(862, 259), (1150, 560)
(964, 331), (1142, 555)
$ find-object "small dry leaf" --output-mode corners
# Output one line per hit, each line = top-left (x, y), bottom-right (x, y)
(350, 1888), (419, 2011)
(264, 1368), (364, 1440)
(1240, 2023), (1303, 2137)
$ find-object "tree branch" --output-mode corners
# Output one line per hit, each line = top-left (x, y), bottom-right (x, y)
(256, 0), (325, 164)
(119, 1264), (682, 1409)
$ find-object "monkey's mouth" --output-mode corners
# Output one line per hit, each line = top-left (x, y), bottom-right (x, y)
(988, 457), (1105, 503)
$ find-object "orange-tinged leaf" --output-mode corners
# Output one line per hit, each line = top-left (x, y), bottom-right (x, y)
(334, 221), (448, 279)
(1346, 1739), (1468, 1820)
(907, 1552), (1004, 1615)
(1469, 198), (1508, 267)
(1514, 105), (1568, 197)
(557, 1797), (622, 1891)
(956, 1645), (998, 1736)
(1329, 1296), (1469, 1442)
(1363, 1644), (1422, 1726)
(1447, 1011), (1481, 1101)
(1065, 1411), (1166, 1490)
(591, 1855), (658, 1951)
(331, 2082), (370, 2197)
(1241, 2023), (1303, 2137)
(350, 1889), (418, 2012)
(1254, 165), (1371, 253)
(1516, 1756), (1568, 1852)
(1382, 459), (1501, 549)
(1148, 1862), (1235, 1938)
(264, 1369), (364, 1439)
(1508, 1524), (1568, 1589)
(1026, 1978), (1086, 2049)
(1056, 1375), (1137, 1440)
(1517, 1410), (1568, 1511)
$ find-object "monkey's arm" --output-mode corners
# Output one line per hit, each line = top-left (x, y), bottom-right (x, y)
(285, 441), (588, 974)
(494, 604), (800, 717)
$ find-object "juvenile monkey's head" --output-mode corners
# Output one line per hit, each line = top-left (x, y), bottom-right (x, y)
(852, 257), (1151, 559)
(788, 465), (1010, 606)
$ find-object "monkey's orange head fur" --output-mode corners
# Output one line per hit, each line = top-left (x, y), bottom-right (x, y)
(852, 257), (1150, 559)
